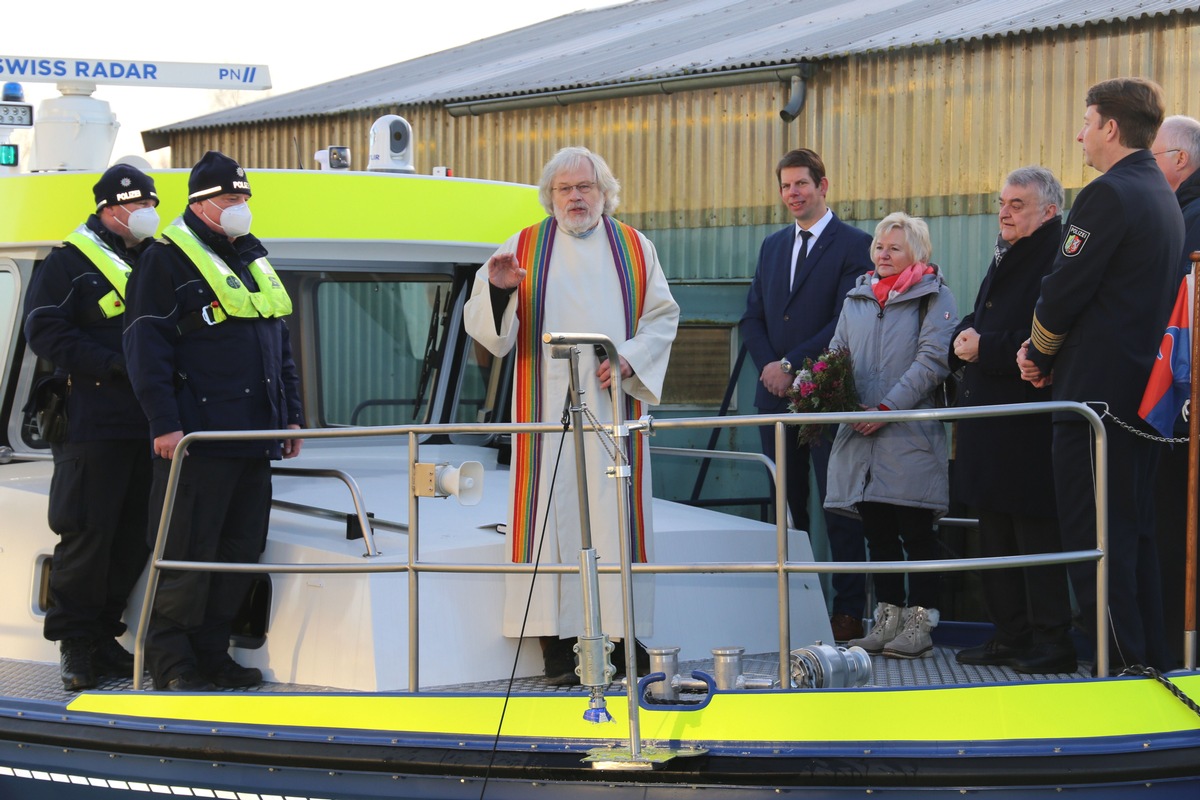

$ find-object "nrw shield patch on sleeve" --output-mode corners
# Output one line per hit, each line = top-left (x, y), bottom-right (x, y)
(1062, 225), (1090, 257)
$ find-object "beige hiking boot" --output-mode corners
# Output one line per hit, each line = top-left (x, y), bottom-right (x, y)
(882, 606), (940, 659)
(847, 602), (903, 654)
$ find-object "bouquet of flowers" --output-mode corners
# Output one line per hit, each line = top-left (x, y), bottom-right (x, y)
(785, 347), (859, 446)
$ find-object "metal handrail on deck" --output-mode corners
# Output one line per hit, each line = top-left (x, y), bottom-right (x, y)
(130, 399), (1111, 764)
(647, 400), (1109, 678)
(271, 466), (381, 556)
(651, 445), (790, 526)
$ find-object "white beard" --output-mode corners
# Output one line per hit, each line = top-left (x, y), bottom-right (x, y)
(556, 207), (603, 236)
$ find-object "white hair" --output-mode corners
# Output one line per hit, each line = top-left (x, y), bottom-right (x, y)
(537, 146), (620, 216)
(1159, 115), (1200, 165)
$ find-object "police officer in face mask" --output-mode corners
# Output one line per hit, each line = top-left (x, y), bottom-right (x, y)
(123, 151), (304, 692)
(23, 163), (160, 691)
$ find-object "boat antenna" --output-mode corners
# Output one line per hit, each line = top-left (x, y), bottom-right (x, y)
(292, 135), (303, 169)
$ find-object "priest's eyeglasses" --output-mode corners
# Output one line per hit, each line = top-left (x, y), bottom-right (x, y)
(552, 182), (597, 195)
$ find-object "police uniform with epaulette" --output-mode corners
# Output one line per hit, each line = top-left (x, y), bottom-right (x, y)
(124, 151), (304, 693)
(26, 216), (150, 439)
(23, 165), (159, 691)
(1028, 138), (1184, 671)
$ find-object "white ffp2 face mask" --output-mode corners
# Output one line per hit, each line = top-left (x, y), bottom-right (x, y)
(217, 200), (252, 237)
(126, 206), (160, 241)
(218, 202), (253, 238)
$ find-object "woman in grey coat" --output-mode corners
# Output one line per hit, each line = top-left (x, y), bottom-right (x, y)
(824, 212), (958, 659)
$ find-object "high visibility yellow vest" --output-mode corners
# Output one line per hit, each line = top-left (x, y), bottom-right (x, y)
(163, 220), (292, 323)
(64, 225), (131, 319)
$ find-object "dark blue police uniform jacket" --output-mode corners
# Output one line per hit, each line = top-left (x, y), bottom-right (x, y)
(123, 209), (303, 459)
(740, 214), (872, 413)
(1029, 150), (1184, 422)
(24, 216), (150, 442)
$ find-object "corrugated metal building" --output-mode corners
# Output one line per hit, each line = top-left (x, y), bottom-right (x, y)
(144, 0), (1199, 511)
(147, 0), (1199, 276)
(146, 0), (1198, 376)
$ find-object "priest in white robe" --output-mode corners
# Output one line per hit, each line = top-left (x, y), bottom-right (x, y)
(464, 146), (679, 684)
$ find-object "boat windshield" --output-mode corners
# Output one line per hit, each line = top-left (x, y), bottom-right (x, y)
(313, 276), (452, 426)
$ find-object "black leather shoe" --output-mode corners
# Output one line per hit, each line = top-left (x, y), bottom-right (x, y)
(540, 636), (579, 686)
(1012, 641), (1077, 675)
(158, 672), (216, 692)
(830, 613), (865, 643)
(202, 658), (263, 688)
(60, 638), (97, 692)
(90, 638), (135, 677)
(955, 639), (1025, 667)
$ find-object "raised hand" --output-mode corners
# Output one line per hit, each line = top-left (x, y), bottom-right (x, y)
(488, 253), (526, 290)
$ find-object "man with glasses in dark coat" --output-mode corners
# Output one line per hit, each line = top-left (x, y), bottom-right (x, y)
(952, 166), (1074, 674)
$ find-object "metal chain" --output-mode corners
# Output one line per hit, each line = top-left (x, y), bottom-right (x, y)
(1090, 402), (1189, 445)
(1119, 665), (1200, 718)
(580, 402), (629, 471)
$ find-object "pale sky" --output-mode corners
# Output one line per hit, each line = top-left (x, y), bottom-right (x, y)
(10, 0), (624, 167)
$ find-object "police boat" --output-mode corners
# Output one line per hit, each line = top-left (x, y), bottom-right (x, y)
(0, 70), (1198, 800)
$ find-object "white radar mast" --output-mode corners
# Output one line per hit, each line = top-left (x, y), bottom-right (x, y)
(2, 56), (271, 171)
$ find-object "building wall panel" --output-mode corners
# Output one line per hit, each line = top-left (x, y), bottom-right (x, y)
(167, 13), (1197, 286)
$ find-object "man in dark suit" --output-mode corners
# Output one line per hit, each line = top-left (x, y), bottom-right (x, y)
(1149, 114), (1200, 668)
(951, 166), (1074, 674)
(740, 148), (873, 641)
(1018, 78), (1184, 672)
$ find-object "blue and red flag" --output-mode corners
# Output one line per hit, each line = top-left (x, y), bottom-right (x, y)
(1139, 275), (1193, 437)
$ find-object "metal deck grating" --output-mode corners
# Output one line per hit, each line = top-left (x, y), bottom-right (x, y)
(0, 658), (340, 702)
(426, 644), (1092, 694)
(0, 645), (1090, 703)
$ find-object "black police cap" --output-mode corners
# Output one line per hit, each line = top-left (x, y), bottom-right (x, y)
(188, 151), (252, 202)
(93, 164), (158, 211)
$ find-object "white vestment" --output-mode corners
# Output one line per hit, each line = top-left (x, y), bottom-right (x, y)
(464, 222), (679, 638)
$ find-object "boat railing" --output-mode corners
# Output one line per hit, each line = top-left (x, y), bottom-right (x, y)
(652, 402), (1110, 686)
(650, 446), (793, 524)
(268, 466), (382, 557)
(132, 398), (1109, 693)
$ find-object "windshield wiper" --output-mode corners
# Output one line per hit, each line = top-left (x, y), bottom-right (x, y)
(413, 286), (448, 420)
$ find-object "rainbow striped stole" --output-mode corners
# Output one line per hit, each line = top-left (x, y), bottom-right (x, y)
(510, 216), (650, 563)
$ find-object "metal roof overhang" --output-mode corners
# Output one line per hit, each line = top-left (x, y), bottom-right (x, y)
(444, 64), (809, 117)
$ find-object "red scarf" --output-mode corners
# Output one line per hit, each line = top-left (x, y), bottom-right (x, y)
(871, 263), (934, 307)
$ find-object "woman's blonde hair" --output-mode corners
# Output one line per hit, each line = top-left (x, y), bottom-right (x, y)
(871, 211), (932, 265)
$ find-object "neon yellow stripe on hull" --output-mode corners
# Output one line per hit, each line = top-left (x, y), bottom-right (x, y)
(69, 675), (1200, 744)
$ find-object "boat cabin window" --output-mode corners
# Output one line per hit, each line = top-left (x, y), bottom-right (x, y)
(0, 264), (16, 372)
(314, 276), (452, 426)
(453, 336), (512, 427)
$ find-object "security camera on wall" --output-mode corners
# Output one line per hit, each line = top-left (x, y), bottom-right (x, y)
(367, 115), (415, 173)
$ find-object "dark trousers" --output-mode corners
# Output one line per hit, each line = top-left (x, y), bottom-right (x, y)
(759, 425), (866, 616)
(858, 502), (940, 609)
(44, 439), (153, 642)
(977, 509), (1072, 646)
(1153, 442), (1198, 669)
(1053, 420), (1167, 670)
(145, 456), (272, 685)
